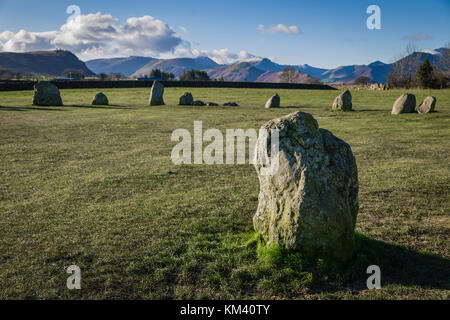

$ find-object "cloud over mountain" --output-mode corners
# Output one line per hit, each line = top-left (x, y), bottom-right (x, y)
(0, 12), (252, 64)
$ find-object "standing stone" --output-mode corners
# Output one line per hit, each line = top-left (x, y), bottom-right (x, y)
(417, 96), (436, 114)
(253, 111), (359, 263)
(92, 92), (109, 105)
(332, 89), (352, 111)
(179, 92), (194, 105)
(265, 93), (280, 108)
(33, 81), (63, 106)
(149, 80), (164, 106)
(392, 93), (416, 114)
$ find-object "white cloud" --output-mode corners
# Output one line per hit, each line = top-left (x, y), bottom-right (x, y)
(0, 13), (183, 59)
(258, 24), (301, 35)
(402, 32), (431, 41)
(0, 12), (259, 64)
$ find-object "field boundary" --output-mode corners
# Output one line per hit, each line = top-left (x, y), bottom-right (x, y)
(0, 80), (337, 91)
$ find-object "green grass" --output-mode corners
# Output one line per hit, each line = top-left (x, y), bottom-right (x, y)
(0, 87), (449, 299)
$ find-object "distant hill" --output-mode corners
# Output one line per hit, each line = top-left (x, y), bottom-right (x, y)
(86, 56), (156, 76)
(0, 50), (94, 76)
(1, 47), (447, 83)
(205, 62), (266, 82)
(132, 57), (219, 78)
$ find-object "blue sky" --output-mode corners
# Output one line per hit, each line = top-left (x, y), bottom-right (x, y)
(0, 0), (448, 68)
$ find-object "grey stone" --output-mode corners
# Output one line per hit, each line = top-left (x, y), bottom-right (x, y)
(223, 102), (238, 106)
(332, 89), (352, 111)
(207, 102), (219, 106)
(417, 96), (436, 114)
(33, 81), (63, 106)
(92, 92), (109, 105)
(265, 93), (280, 108)
(179, 92), (194, 105)
(392, 93), (416, 114)
(253, 111), (359, 263)
(149, 80), (164, 106)
(193, 100), (206, 106)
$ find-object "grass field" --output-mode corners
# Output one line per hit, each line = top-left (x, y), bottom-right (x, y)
(0, 87), (449, 299)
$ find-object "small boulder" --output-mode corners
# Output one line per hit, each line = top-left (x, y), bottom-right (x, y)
(193, 100), (206, 106)
(253, 111), (359, 263)
(392, 93), (416, 114)
(33, 81), (63, 106)
(265, 93), (280, 108)
(179, 92), (194, 105)
(92, 92), (109, 105)
(223, 102), (238, 107)
(149, 80), (165, 106)
(417, 96), (436, 114)
(332, 89), (352, 111)
(207, 102), (218, 106)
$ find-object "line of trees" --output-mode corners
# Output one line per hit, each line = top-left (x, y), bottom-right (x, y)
(387, 44), (449, 89)
(179, 69), (210, 81)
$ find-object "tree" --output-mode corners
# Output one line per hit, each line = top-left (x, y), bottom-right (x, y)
(62, 69), (85, 80)
(179, 69), (210, 81)
(354, 76), (371, 85)
(303, 76), (322, 84)
(151, 69), (175, 80)
(387, 44), (421, 88)
(415, 56), (434, 88)
(279, 66), (299, 83)
(98, 72), (108, 80)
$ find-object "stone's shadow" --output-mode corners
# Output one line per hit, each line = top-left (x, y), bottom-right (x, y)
(280, 105), (316, 109)
(0, 105), (65, 112)
(310, 234), (450, 293)
(66, 104), (135, 110)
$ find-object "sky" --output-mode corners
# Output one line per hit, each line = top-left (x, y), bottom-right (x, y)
(0, 0), (448, 68)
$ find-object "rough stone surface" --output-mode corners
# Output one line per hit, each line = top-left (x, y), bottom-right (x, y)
(417, 96), (436, 114)
(179, 92), (194, 105)
(253, 111), (359, 263)
(193, 100), (206, 106)
(265, 93), (280, 108)
(92, 92), (109, 105)
(223, 102), (238, 106)
(149, 80), (165, 106)
(207, 102), (219, 106)
(392, 93), (416, 114)
(33, 81), (63, 106)
(332, 90), (352, 111)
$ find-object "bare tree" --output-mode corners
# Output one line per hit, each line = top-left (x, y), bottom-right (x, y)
(279, 66), (299, 83)
(387, 43), (422, 88)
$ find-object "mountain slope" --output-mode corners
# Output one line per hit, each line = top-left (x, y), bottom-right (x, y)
(86, 56), (156, 76)
(205, 62), (267, 81)
(0, 50), (94, 76)
(132, 57), (219, 78)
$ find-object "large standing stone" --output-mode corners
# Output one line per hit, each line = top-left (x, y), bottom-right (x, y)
(392, 93), (416, 114)
(265, 93), (280, 108)
(179, 92), (194, 105)
(253, 111), (359, 263)
(33, 81), (63, 106)
(92, 92), (109, 105)
(417, 96), (436, 114)
(332, 90), (352, 111)
(149, 80), (164, 106)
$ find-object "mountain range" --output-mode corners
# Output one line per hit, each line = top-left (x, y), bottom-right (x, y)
(0, 50), (94, 77)
(0, 48), (448, 84)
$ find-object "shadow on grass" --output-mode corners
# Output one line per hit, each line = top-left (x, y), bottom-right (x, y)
(0, 105), (65, 112)
(65, 104), (136, 110)
(311, 233), (450, 293)
(253, 232), (450, 296)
